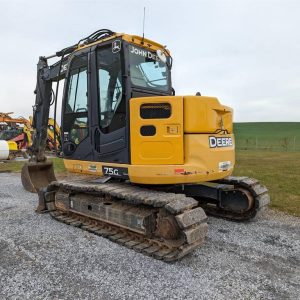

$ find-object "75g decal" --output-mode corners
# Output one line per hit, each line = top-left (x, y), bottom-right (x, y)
(102, 166), (129, 179)
(103, 167), (119, 176)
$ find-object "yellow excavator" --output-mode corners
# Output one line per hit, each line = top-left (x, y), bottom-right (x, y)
(0, 113), (32, 159)
(0, 113), (61, 159)
(46, 118), (61, 151)
(21, 29), (269, 261)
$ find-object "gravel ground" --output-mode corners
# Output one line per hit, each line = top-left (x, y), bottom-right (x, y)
(0, 173), (299, 300)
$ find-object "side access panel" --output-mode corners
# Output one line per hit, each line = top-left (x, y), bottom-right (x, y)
(130, 96), (184, 165)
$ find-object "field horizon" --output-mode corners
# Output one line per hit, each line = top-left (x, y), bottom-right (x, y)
(234, 122), (300, 151)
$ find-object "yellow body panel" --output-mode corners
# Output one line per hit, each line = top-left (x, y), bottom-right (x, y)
(64, 133), (234, 184)
(184, 96), (233, 133)
(130, 96), (184, 165)
(64, 95), (235, 184)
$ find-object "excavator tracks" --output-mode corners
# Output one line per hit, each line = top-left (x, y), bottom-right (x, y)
(41, 178), (208, 262)
(206, 176), (270, 221)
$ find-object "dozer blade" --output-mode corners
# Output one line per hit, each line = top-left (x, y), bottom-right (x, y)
(21, 161), (56, 193)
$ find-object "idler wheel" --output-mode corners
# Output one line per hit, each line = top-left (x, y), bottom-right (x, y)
(157, 215), (180, 239)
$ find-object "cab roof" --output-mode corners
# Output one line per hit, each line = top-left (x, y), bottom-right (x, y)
(75, 32), (169, 53)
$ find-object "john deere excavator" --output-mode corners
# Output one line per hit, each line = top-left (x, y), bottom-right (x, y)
(21, 29), (270, 261)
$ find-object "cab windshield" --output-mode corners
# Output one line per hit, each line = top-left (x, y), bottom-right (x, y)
(128, 44), (170, 92)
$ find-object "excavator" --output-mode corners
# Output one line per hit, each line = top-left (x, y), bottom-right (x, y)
(0, 112), (32, 159)
(46, 118), (61, 151)
(21, 29), (270, 261)
(0, 113), (61, 159)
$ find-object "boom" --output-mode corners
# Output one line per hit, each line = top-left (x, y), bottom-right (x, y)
(30, 56), (67, 162)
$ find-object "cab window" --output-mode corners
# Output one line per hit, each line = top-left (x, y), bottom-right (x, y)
(97, 46), (125, 133)
(64, 54), (88, 145)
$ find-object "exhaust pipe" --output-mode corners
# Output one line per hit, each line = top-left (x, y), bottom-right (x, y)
(21, 161), (56, 193)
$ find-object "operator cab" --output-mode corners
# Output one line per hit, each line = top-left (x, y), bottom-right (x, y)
(61, 35), (173, 165)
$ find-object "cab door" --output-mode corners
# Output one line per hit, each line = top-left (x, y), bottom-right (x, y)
(62, 53), (93, 161)
(92, 42), (129, 164)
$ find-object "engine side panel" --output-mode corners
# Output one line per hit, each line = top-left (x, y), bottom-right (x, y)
(130, 96), (184, 165)
(183, 96), (233, 133)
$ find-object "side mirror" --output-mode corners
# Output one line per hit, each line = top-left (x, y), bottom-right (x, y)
(156, 49), (173, 69)
(166, 56), (173, 69)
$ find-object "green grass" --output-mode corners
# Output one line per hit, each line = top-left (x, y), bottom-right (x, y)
(234, 122), (300, 151)
(51, 157), (67, 174)
(0, 160), (25, 173)
(234, 150), (300, 216)
(1, 151), (299, 217)
(0, 157), (66, 174)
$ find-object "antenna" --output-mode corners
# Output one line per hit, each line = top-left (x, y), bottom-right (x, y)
(142, 7), (146, 43)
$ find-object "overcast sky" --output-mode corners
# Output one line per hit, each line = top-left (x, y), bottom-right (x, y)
(0, 0), (299, 122)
